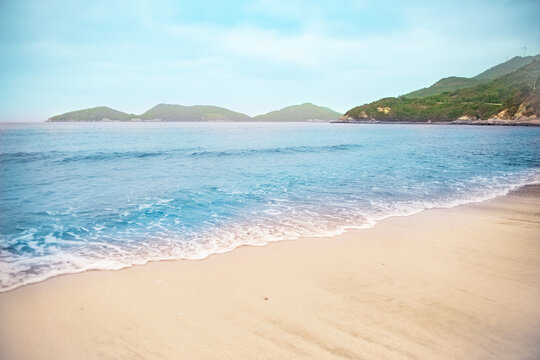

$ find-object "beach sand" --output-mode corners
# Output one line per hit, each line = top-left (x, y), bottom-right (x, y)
(1, 185), (539, 359)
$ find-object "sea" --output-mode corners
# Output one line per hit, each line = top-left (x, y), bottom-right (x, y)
(1, 122), (539, 291)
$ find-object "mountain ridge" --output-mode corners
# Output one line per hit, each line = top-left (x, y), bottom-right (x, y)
(47, 103), (341, 122)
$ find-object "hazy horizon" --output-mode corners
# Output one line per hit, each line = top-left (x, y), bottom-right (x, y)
(1, 0), (539, 122)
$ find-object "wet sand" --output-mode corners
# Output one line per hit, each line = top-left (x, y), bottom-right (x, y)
(1, 185), (539, 359)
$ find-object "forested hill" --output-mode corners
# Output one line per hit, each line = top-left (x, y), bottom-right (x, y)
(342, 60), (540, 123)
(138, 104), (251, 121)
(253, 103), (341, 122)
(47, 106), (134, 122)
(402, 55), (540, 99)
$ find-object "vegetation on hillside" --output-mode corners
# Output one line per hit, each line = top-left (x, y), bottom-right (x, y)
(47, 106), (134, 121)
(473, 55), (540, 80)
(48, 103), (341, 122)
(403, 55), (540, 99)
(344, 60), (540, 122)
(403, 77), (482, 99)
(139, 104), (251, 121)
(253, 103), (341, 122)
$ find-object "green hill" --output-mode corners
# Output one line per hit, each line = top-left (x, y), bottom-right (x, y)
(253, 103), (341, 122)
(473, 55), (540, 80)
(47, 103), (342, 122)
(403, 77), (482, 99)
(139, 104), (251, 122)
(343, 60), (540, 123)
(47, 106), (134, 122)
(403, 55), (540, 99)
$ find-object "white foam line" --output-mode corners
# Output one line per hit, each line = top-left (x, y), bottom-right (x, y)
(1, 172), (539, 293)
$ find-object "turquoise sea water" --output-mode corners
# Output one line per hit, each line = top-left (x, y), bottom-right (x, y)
(1, 122), (539, 291)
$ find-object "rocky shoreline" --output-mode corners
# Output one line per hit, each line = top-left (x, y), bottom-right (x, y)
(331, 118), (540, 126)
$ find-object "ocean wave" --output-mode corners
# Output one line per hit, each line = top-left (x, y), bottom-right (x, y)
(2, 123), (539, 293)
(59, 150), (169, 163)
(189, 144), (362, 158)
(0, 144), (361, 164)
(0, 150), (172, 163)
(1, 169), (539, 293)
(0, 151), (59, 163)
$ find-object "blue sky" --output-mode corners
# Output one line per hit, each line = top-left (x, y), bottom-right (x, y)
(0, 0), (539, 121)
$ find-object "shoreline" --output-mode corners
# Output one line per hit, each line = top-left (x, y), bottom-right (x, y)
(331, 119), (540, 126)
(1, 185), (539, 359)
(1, 176), (538, 294)
(3, 120), (540, 126)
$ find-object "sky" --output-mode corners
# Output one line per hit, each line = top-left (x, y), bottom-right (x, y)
(0, 0), (539, 121)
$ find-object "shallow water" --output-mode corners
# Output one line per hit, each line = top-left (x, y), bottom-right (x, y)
(1, 122), (539, 291)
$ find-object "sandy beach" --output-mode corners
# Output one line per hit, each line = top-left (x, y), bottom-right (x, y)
(1, 185), (539, 360)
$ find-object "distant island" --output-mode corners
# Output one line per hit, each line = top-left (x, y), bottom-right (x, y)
(139, 104), (251, 122)
(339, 55), (540, 125)
(47, 106), (136, 122)
(253, 103), (341, 122)
(46, 103), (340, 122)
